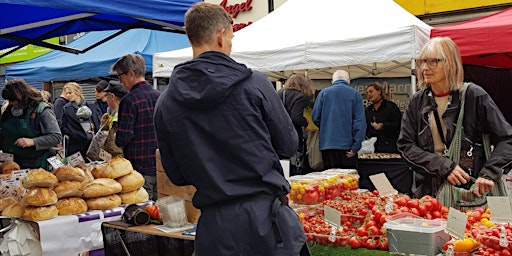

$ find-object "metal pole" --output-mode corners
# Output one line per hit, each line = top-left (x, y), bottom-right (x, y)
(268, 0), (274, 13)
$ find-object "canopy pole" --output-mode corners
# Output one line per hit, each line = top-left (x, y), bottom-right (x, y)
(153, 78), (158, 90)
(411, 59), (416, 94)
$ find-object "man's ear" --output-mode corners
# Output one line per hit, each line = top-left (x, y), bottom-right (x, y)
(216, 29), (225, 48)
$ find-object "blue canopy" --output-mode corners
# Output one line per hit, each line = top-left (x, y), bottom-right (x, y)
(6, 29), (190, 81)
(0, 0), (198, 53)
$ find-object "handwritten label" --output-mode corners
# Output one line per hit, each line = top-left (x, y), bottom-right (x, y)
(369, 173), (397, 197)
(445, 207), (467, 240)
(323, 205), (341, 228)
(0, 152), (14, 162)
(47, 156), (64, 170)
(99, 149), (112, 162)
(67, 152), (85, 167)
(487, 196), (512, 224)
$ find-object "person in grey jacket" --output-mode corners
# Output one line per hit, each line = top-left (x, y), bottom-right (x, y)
(0, 79), (62, 169)
(398, 37), (512, 198)
(154, 3), (309, 256)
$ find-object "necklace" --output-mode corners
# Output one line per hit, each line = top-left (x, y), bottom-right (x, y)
(434, 91), (452, 97)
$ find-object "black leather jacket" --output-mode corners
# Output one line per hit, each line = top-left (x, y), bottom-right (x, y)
(398, 83), (512, 198)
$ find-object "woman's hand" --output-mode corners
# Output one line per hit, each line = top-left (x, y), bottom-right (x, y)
(473, 177), (494, 197)
(447, 165), (470, 186)
(15, 138), (35, 148)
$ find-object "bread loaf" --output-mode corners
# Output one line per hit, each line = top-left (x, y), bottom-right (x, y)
(22, 168), (58, 189)
(56, 197), (88, 215)
(23, 187), (58, 206)
(86, 194), (121, 210)
(22, 205), (58, 221)
(116, 171), (145, 193)
(54, 180), (83, 198)
(2, 202), (25, 217)
(92, 157), (132, 179)
(0, 161), (20, 174)
(119, 187), (149, 204)
(0, 197), (18, 211)
(53, 166), (85, 182)
(83, 178), (122, 198)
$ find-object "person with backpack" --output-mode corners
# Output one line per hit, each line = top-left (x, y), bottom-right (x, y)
(0, 79), (62, 169)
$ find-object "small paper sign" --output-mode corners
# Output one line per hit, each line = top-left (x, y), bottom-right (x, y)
(487, 196), (512, 224)
(369, 173), (397, 197)
(323, 205), (341, 228)
(99, 149), (112, 162)
(67, 152), (85, 167)
(0, 152), (14, 162)
(445, 207), (467, 240)
(47, 156), (64, 170)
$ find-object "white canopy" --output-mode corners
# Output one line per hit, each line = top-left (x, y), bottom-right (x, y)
(153, 0), (432, 80)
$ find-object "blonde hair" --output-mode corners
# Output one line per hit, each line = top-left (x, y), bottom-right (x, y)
(284, 74), (313, 96)
(41, 90), (51, 103)
(63, 82), (83, 102)
(416, 37), (464, 91)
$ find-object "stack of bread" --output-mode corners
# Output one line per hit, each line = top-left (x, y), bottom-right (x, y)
(90, 157), (148, 206)
(53, 166), (88, 215)
(20, 168), (59, 221)
(1, 196), (23, 217)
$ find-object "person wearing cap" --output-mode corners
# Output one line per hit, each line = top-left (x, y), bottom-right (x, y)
(94, 80), (109, 117)
(99, 81), (128, 157)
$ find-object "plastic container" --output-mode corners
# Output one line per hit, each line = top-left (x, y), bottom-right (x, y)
(156, 195), (188, 228)
(384, 217), (451, 255)
(305, 232), (352, 246)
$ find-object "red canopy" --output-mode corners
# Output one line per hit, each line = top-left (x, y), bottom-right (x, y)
(430, 7), (512, 68)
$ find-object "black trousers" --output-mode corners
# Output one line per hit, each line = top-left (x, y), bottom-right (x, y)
(321, 149), (358, 170)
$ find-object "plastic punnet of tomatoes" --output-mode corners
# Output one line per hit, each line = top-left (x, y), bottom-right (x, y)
(305, 232), (353, 247)
(323, 168), (359, 192)
(289, 175), (324, 205)
(323, 199), (370, 228)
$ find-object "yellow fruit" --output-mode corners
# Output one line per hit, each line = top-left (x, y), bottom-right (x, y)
(453, 238), (475, 252)
(484, 221), (495, 228)
(480, 217), (489, 223)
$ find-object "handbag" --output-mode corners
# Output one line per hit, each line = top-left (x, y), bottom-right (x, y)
(436, 83), (508, 211)
(306, 130), (323, 171)
(86, 120), (109, 161)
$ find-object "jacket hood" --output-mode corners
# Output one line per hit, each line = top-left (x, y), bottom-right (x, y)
(168, 51), (252, 109)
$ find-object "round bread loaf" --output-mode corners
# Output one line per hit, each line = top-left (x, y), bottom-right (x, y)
(2, 202), (25, 217)
(86, 194), (121, 210)
(23, 187), (58, 206)
(22, 168), (58, 189)
(56, 197), (88, 215)
(83, 178), (122, 198)
(92, 157), (132, 179)
(54, 180), (84, 198)
(53, 166), (85, 182)
(0, 161), (20, 174)
(116, 171), (145, 193)
(0, 197), (18, 211)
(22, 205), (58, 221)
(119, 187), (149, 204)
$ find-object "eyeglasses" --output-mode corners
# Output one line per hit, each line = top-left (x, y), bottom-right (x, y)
(117, 71), (128, 79)
(416, 58), (445, 68)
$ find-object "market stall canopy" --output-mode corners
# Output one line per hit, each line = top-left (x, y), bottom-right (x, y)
(153, 0), (432, 80)
(6, 29), (190, 82)
(430, 7), (512, 69)
(0, 0), (199, 55)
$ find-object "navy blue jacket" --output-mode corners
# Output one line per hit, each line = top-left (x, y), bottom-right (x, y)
(154, 51), (297, 209)
(61, 101), (100, 158)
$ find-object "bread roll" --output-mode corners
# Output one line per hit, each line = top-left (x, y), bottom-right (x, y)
(0, 161), (20, 174)
(116, 171), (145, 193)
(0, 197), (18, 211)
(56, 197), (88, 215)
(54, 180), (83, 198)
(22, 168), (58, 189)
(83, 178), (122, 198)
(23, 187), (58, 206)
(91, 157), (132, 179)
(86, 194), (121, 210)
(22, 205), (58, 221)
(119, 187), (149, 204)
(2, 202), (25, 217)
(53, 166), (85, 182)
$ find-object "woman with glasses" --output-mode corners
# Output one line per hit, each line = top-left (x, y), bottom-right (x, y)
(397, 37), (512, 199)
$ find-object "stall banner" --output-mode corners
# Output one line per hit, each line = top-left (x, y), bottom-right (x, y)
(0, 38), (58, 64)
(350, 77), (411, 113)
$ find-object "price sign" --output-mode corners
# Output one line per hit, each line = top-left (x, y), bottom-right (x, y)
(487, 196), (512, 224)
(369, 173), (397, 197)
(445, 207), (467, 240)
(47, 156), (64, 170)
(99, 149), (112, 162)
(323, 205), (341, 228)
(67, 152), (85, 167)
(0, 152), (14, 162)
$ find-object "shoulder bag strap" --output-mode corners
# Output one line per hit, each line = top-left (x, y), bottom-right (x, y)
(446, 83), (469, 163)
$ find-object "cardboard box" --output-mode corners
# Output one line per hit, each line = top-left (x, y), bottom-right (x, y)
(156, 149), (200, 224)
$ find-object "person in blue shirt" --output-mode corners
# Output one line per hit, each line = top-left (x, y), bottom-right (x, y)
(312, 70), (366, 169)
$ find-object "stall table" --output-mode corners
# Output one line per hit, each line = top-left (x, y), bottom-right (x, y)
(102, 222), (194, 256)
(357, 154), (412, 195)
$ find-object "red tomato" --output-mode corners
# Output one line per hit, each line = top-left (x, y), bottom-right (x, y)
(348, 236), (362, 249)
(378, 236), (389, 250)
(302, 191), (319, 204)
(144, 204), (161, 220)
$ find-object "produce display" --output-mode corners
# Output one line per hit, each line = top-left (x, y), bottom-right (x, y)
(289, 170), (358, 205)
